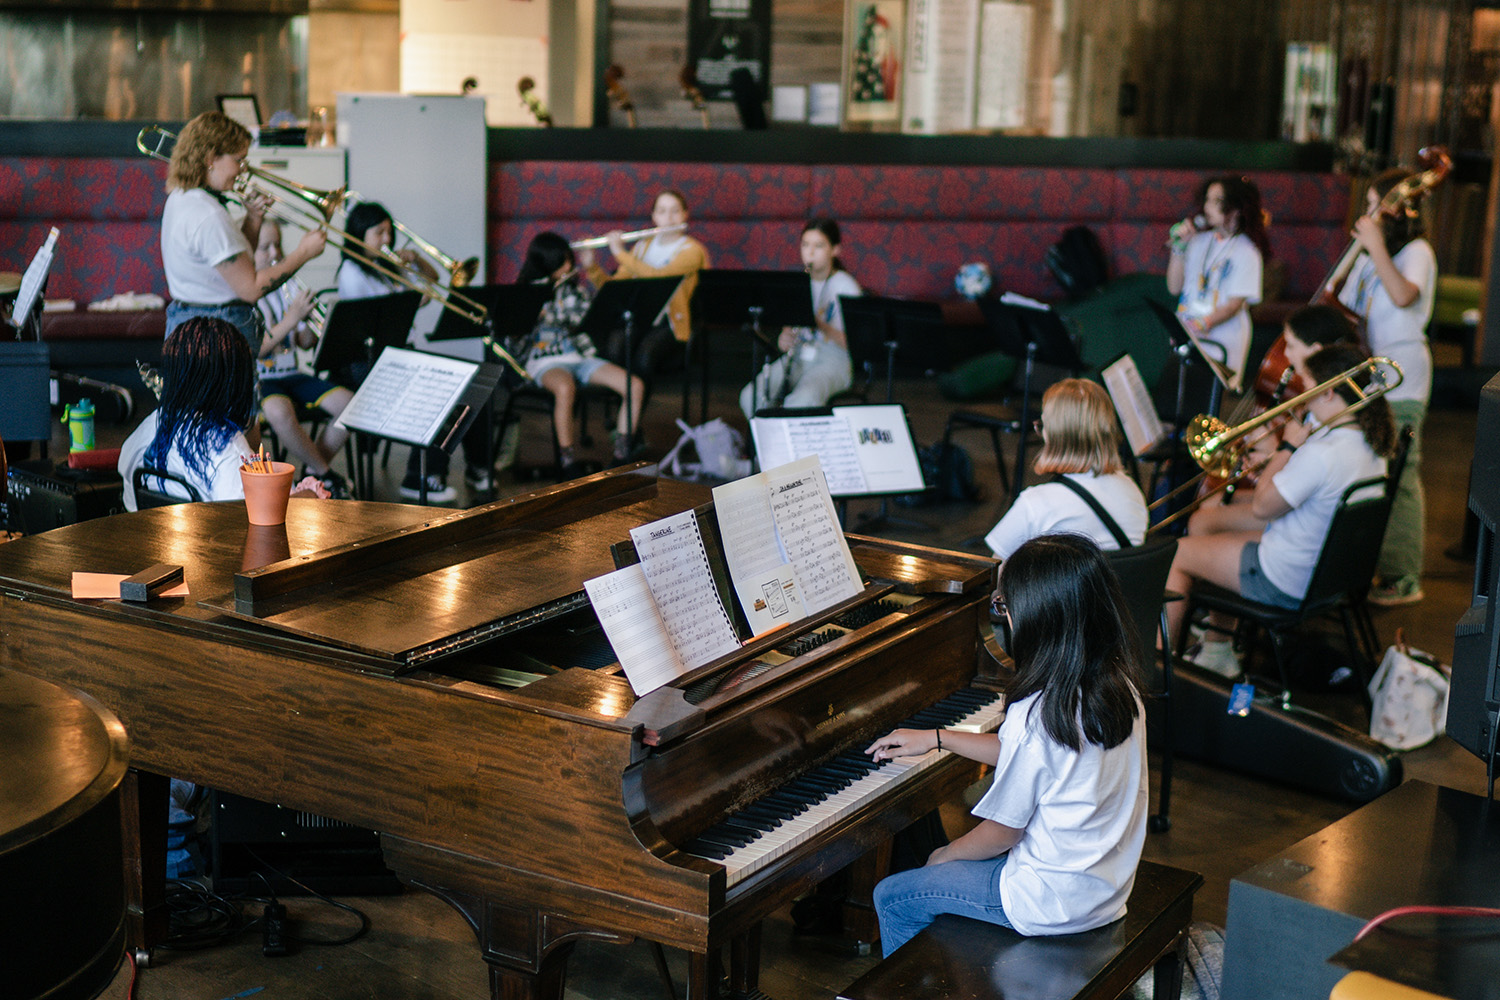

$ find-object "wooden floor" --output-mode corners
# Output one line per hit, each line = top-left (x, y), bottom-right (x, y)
(68, 349), (1489, 1000)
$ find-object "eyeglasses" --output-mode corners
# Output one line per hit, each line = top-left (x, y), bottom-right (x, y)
(990, 594), (1008, 618)
(1032, 419), (1044, 436)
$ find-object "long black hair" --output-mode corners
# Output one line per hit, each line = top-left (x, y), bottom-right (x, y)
(999, 534), (1144, 751)
(342, 201), (397, 279)
(146, 317), (257, 485)
(1199, 175), (1272, 261)
(1371, 168), (1426, 254)
(517, 231), (575, 284)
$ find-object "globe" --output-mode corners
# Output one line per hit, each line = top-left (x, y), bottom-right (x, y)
(955, 262), (992, 300)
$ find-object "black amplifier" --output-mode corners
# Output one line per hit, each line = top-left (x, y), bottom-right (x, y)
(2, 460), (125, 534)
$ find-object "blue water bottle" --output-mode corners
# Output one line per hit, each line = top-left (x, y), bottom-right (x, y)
(63, 398), (95, 453)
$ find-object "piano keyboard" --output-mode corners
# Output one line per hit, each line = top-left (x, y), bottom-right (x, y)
(681, 687), (1005, 887)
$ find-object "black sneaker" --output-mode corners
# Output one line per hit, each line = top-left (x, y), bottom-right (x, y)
(319, 469), (351, 500)
(399, 473), (457, 503)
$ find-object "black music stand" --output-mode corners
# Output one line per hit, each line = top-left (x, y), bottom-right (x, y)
(695, 269), (814, 419)
(575, 276), (681, 448)
(976, 296), (1086, 497)
(1141, 297), (1236, 530)
(313, 291), (422, 385)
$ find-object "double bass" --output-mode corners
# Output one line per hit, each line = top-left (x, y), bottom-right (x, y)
(1208, 147), (1450, 502)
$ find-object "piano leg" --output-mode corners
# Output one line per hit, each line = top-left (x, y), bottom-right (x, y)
(727, 924), (767, 1000)
(840, 841), (889, 954)
(120, 768), (169, 965)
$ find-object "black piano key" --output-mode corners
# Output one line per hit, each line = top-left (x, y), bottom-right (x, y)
(698, 828), (755, 849)
(684, 839), (732, 860)
(728, 811), (779, 832)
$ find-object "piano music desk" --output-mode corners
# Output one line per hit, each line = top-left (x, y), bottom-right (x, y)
(0, 467), (1002, 1000)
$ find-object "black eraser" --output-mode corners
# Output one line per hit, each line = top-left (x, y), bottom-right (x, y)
(120, 563), (183, 602)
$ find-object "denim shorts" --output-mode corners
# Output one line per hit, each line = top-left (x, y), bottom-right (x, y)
(166, 300), (262, 353)
(1239, 542), (1302, 609)
(530, 355), (609, 385)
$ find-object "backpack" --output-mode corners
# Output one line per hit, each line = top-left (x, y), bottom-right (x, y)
(661, 418), (753, 482)
(1046, 225), (1109, 301)
(899, 441), (979, 506)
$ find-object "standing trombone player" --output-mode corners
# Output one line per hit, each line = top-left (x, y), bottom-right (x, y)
(160, 111), (327, 348)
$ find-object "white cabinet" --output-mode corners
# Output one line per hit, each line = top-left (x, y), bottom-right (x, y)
(246, 146), (347, 298)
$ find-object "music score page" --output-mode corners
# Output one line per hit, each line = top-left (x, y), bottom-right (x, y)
(336, 347), (477, 446)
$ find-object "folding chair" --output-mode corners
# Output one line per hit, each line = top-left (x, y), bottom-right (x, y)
(132, 466), (205, 508)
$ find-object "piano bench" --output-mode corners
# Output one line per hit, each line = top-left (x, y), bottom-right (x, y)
(836, 859), (1203, 1000)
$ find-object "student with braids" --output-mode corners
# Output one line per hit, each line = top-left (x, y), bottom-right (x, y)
(119, 317), (328, 510)
(1338, 169), (1437, 606)
(866, 534), (1148, 951)
(1164, 343), (1396, 676)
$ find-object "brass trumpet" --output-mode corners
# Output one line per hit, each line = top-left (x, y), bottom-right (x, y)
(135, 125), (491, 329)
(1148, 355), (1404, 532)
(569, 223), (687, 250)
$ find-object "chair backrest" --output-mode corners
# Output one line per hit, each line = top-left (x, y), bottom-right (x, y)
(132, 466), (204, 508)
(1385, 424), (1415, 501)
(1104, 536), (1178, 689)
(1299, 474), (1395, 611)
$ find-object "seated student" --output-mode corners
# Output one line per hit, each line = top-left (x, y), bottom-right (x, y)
(119, 317), (328, 510)
(983, 378), (1147, 560)
(1165, 343), (1396, 677)
(867, 534), (1148, 952)
(254, 219), (352, 497)
(738, 218), (863, 420)
(514, 232), (646, 473)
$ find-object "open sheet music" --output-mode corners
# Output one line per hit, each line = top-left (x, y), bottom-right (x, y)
(750, 404), (924, 497)
(585, 510), (741, 696)
(586, 456), (863, 696)
(335, 346), (478, 447)
(1101, 353), (1167, 457)
(9, 227), (58, 330)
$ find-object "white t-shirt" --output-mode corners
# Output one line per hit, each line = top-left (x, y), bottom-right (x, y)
(1176, 231), (1262, 383)
(336, 259), (401, 301)
(972, 690), (1149, 937)
(161, 188), (251, 305)
(1337, 239), (1436, 405)
(118, 411), (254, 511)
(984, 472), (1148, 561)
(1260, 421), (1387, 598)
(813, 270), (862, 335)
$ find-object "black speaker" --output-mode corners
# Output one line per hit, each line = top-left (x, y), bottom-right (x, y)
(2, 460), (125, 534)
(209, 792), (400, 896)
(1446, 371), (1500, 766)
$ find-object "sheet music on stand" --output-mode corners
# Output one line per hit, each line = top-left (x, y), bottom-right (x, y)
(1101, 353), (1167, 457)
(8, 227), (59, 334)
(335, 346), (481, 448)
(750, 403), (925, 498)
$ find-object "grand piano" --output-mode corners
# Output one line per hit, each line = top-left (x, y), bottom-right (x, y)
(0, 465), (1003, 999)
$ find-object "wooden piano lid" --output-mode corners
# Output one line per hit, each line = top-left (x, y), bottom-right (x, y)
(191, 466), (711, 669)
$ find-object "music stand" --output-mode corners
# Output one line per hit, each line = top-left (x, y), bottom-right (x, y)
(574, 276), (681, 447)
(313, 291), (422, 384)
(695, 269), (814, 419)
(6, 227), (58, 343)
(429, 283), (553, 347)
(976, 295), (1086, 499)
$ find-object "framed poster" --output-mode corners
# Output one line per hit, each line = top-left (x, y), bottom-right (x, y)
(844, 0), (905, 124)
(216, 94), (262, 131)
(688, 0), (772, 102)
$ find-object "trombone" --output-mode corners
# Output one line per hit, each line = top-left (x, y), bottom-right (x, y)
(1147, 355), (1404, 533)
(135, 125), (495, 333)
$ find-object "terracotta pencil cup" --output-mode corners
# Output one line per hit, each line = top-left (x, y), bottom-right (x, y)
(239, 461), (296, 526)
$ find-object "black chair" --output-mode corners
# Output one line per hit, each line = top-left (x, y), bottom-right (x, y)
(941, 405), (1018, 500)
(493, 380), (620, 478)
(132, 466), (204, 508)
(1105, 536), (1179, 834)
(1178, 470), (1399, 708)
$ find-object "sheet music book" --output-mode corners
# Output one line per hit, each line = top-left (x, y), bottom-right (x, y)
(335, 346), (478, 446)
(716, 455), (862, 620)
(1101, 354), (1167, 457)
(9, 227), (59, 330)
(749, 404), (925, 498)
(585, 509), (742, 696)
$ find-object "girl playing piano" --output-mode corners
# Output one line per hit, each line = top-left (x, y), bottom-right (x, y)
(866, 533), (1148, 950)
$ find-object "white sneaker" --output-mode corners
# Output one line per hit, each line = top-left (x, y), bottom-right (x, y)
(1186, 640), (1242, 679)
(399, 474), (457, 503)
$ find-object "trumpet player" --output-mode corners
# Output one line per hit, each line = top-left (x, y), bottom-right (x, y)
(161, 111), (326, 348)
(1164, 344), (1396, 678)
(252, 220), (353, 497)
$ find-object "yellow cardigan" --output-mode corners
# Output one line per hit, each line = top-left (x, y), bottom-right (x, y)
(588, 235), (710, 343)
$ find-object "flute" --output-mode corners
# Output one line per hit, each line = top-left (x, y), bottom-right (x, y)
(568, 223), (686, 250)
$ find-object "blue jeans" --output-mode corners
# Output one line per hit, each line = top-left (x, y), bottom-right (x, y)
(874, 854), (1015, 956)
